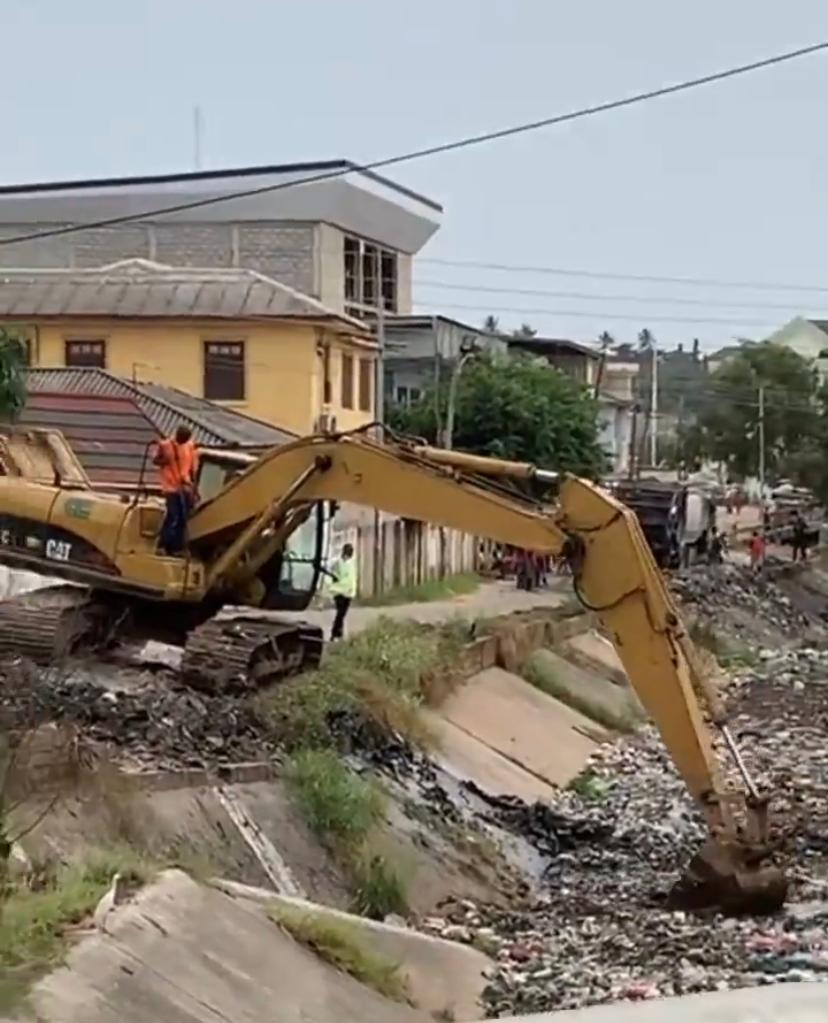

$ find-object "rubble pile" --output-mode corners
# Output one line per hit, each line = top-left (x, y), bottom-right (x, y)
(422, 723), (828, 1014)
(0, 665), (274, 769)
(672, 562), (812, 641)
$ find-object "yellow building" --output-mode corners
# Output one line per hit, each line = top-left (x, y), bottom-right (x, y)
(0, 259), (377, 436)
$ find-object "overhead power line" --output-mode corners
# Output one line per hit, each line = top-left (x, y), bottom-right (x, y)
(423, 300), (777, 328)
(0, 41), (826, 249)
(420, 257), (828, 294)
(415, 279), (806, 312)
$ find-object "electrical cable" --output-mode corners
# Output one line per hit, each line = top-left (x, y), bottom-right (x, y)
(0, 41), (825, 248)
(417, 299), (777, 327)
(420, 256), (828, 294)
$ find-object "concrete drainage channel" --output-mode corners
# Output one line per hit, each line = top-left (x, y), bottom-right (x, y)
(7, 570), (828, 1022)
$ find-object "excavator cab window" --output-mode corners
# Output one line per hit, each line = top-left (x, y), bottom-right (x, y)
(260, 501), (330, 611)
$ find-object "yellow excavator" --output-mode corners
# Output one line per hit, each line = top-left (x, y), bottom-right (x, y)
(0, 425), (787, 914)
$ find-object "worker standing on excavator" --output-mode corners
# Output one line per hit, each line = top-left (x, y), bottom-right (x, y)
(153, 425), (199, 554)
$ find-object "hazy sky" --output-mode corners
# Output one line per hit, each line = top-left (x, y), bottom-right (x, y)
(5, 1), (828, 348)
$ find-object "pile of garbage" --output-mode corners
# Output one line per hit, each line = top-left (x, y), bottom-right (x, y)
(421, 721), (828, 1015)
(672, 562), (813, 642)
(0, 663), (274, 770)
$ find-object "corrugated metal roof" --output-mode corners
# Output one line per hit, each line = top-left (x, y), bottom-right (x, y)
(15, 391), (159, 486)
(26, 368), (295, 449)
(0, 259), (370, 333)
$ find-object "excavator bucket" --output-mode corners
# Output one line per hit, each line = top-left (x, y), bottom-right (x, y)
(671, 836), (788, 916)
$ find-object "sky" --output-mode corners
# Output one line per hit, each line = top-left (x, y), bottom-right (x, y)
(5, 0), (828, 349)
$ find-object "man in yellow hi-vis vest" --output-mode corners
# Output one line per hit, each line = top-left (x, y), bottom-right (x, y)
(329, 542), (357, 640)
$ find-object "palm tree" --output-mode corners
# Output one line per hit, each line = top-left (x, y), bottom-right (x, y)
(512, 323), (537, 338)
(638, 328), (655, 351)
(483, 315), (500, 333)
(598, 330), (615, 350)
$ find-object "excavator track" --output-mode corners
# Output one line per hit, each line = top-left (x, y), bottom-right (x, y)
(0, 585), (123, 663)
(180, 615), (324, 693)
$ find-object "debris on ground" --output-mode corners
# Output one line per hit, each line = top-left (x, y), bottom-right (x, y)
(3, 560), (828, 1014)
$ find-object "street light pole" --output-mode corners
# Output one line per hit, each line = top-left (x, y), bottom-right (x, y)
(444, 346), (476, 449)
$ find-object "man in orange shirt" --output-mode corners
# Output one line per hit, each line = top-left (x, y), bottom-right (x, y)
(153, 425), (199, 554)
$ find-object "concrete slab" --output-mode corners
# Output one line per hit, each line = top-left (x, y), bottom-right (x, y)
(215, 878), (491, 1021)
(24, 870), (427, 1023)
(438, 667), (602, 787)
(526, 649), (644, 730)
(493, 981), (828, 1021)
(562, 629), (630, 687)
(423, 710), (559, 803)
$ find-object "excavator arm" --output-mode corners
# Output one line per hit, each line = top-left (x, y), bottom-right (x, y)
(188, 432), (786, 912)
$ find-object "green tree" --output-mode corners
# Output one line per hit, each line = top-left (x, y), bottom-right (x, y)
(0, 328), (27, 422)
(696, 341), (819, 480)
(388, 353), (606, 476)
(482, 315), (500, 333)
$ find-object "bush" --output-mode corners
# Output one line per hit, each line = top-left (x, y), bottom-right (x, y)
(349, 850), (408, 920)
(285, 750), (385, 845)
(258, 618), (460, 751)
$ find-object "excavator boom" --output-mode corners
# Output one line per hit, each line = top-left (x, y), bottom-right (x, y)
(0, 428), (786, 912)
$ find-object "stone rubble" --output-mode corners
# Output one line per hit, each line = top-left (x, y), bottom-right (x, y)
(415, 564), (828, 1015)
(2, 561), (828, 1014)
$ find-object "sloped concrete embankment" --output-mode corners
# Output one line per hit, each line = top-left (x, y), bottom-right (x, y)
(428, 610), (646, 798)
(14, 870), (487, 1023)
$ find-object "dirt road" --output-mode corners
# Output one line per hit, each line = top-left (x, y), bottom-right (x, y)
(285, 579), (568, 637)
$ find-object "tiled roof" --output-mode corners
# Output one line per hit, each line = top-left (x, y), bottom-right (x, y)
(0, 259), (369, 332)
(15, 390), (161, 487)
(25, 367), (295, 449)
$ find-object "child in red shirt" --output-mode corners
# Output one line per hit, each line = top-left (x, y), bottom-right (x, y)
(749, 530), (766, 574)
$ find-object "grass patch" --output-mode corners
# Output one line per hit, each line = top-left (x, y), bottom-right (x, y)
(523, 658), (636, 733)
(567, 770), (611, 801)
(349, 850), (408, 919)
(0, 845), (158, 1013)
(359, 573), (481, 607)
(256, 618), (462, 751)
(285, 750), (385, 845)
(269, 905), (409, 1002)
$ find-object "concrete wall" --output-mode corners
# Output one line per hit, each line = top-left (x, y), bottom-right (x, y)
(330, 515), (479, 598)
(0, 221), (317, 296)
(13, 316), (375, 434)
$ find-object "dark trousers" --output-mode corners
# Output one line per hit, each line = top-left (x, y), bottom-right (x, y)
(793, 543), (808, 562)
(331, 595), (351, 640)
(161, 489), (190, 554)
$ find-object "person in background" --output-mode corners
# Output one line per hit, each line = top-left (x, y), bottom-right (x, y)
(792, 512), (809, 562)
(749, 529), (766, 575)
(153, 425), (199, 555)
(708, 526), (725, 565)
(329, 542), (357, 640)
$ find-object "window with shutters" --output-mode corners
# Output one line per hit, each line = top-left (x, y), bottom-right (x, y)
(65, 340), (106, 368)
(358, 357), (373, 412)
(341, 353), (354, 409)
(203, 341), (245, 401)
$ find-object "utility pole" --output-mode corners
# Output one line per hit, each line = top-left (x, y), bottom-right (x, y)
(373, 254), (386, 595)
(628, 404), (639, 479)
(193, 106), (202, 169)
(758, 384), (766, 501)
(649, 342), (658, 467)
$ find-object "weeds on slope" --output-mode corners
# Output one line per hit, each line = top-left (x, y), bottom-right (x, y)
(284, 749), (408, 919)
(269, 905), (409, 1002)
(257, 617), (463, 752)
(0, 846), (159, 1012)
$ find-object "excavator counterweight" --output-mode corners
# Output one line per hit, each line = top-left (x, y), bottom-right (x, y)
(0, 426), (788, 914)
